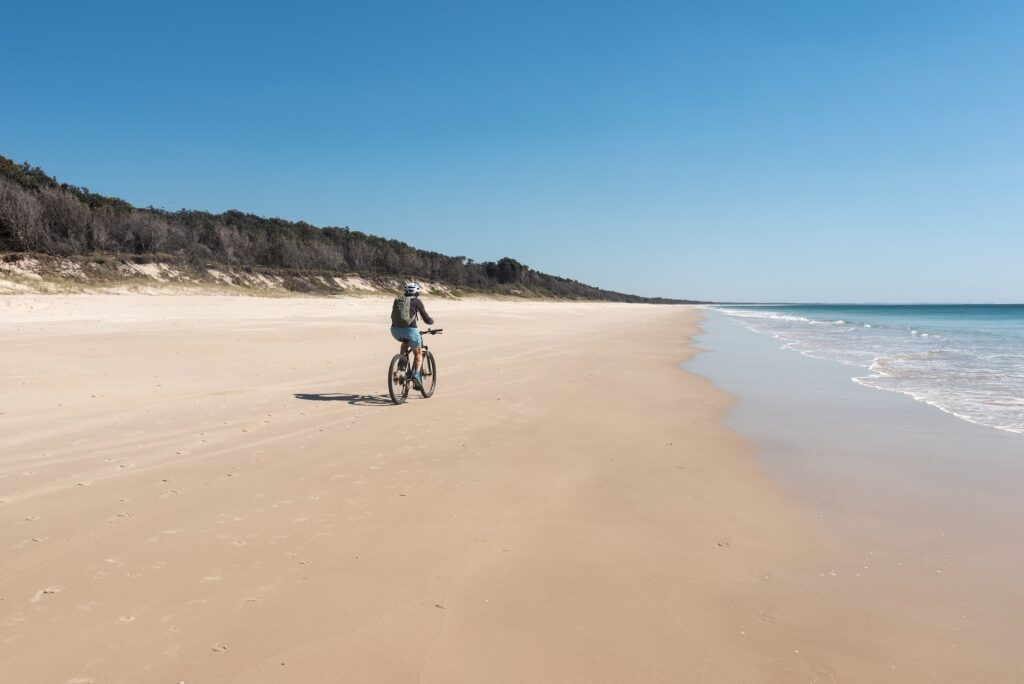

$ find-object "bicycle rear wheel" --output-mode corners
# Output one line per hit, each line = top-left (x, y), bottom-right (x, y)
(419, 351), (437, 398)
(388, 354), (410, 404)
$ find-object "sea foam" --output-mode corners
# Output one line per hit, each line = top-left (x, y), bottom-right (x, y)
(712, 304), (1024, 436)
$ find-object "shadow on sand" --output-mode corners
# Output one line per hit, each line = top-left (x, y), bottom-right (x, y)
(293, 393), (394, 407)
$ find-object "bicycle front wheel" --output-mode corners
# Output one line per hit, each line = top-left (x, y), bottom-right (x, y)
(388, 354), (410, 404)
(419, 351), (437, 398)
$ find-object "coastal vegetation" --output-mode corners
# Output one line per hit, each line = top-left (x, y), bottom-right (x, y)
(0, 155), (694, 302)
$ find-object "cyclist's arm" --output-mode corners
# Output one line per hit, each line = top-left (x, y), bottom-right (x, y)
(412, 298), (434, 326)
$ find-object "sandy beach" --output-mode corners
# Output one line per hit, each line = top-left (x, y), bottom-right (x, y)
(0, 293), (1001, 683)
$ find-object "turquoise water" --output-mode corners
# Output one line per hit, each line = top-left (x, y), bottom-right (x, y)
(712, 304), (1024, 436)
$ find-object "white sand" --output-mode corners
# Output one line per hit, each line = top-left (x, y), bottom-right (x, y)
(1, 293), (931, 682)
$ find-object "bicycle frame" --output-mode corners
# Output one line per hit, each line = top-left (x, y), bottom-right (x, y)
(388, 329), (442, 404)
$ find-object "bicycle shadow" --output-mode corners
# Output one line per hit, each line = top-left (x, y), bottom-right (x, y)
(293, 392), (394, 407)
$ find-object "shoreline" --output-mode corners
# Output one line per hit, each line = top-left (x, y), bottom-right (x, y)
(690, 310), (1024, 682)
(709, 303), (1024, 438)
(0, 293), (961, 682)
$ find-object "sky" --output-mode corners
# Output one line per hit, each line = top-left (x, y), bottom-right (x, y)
(4, 0), (1023, 302)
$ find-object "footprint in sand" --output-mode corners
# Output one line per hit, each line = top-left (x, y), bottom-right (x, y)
(118, 615), (136, 624)
(211, 643), (229, 653)
(30, 586), (61, 602)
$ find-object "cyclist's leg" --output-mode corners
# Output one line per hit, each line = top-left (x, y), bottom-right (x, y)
(413, 347), (423, 372)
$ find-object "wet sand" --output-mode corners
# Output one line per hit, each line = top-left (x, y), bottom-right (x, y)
(691, 310), (1024, 682)
(0, 294), (965, 682)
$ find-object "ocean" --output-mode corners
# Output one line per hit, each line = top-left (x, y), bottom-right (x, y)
(711, 304), (1024, 436)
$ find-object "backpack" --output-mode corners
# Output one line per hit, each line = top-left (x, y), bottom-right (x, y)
(391, 296), (416, 327)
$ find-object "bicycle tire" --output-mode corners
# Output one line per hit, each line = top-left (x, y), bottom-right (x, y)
(420, 351), (437, 398)
(388, 354), (410, 404)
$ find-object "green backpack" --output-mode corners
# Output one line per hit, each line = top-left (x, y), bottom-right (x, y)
(391, 296), (416, 327)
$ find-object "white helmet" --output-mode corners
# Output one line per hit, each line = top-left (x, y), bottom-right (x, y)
(403, 282), (421, 297)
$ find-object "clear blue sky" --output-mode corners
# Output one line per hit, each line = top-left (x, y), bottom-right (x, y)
(4, 1), (1022, 302)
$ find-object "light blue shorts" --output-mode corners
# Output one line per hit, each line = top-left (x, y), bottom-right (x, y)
(391, 326), (423, 349)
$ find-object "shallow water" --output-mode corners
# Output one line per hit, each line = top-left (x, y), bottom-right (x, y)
(712, 304), (1024, 436)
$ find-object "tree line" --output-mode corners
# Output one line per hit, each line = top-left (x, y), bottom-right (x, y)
(0, 155), (693, 302)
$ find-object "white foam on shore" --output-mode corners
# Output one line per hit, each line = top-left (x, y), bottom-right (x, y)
(712, 306), (1024, 437)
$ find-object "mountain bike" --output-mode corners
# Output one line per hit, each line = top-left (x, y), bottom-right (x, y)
(388, 328), (442, 404)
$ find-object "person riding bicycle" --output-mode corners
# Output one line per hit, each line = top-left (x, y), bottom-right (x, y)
(390, 282), (435, 390)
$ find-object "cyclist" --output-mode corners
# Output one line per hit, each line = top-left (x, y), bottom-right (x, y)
(390, 281), (435, 390)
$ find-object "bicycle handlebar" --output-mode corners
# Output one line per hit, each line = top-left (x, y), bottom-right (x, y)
(423, 328), (443, 335)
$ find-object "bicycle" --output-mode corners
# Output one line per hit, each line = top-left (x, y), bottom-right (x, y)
(388, 328), (442, 404)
